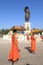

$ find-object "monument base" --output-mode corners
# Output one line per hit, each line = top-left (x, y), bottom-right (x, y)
(24, 30), (31, 34)
(24, 22), (31, 34)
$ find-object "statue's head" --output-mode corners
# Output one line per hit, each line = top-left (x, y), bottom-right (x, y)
(24, 6), (29, 13)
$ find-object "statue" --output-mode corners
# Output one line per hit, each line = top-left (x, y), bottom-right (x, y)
(24, 6), (30, 21)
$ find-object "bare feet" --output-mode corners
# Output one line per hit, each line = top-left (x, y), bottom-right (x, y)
(14, 61), (17, 64)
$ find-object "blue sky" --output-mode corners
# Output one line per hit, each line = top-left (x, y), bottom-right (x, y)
(0, 0), (43, 29)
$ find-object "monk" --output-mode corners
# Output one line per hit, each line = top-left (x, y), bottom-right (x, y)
(8, 30), (20, 63)
(30, 32), (36, 54)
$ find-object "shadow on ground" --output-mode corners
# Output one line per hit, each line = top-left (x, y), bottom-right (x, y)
(25, 47), (32, 53)
(26, 63), (30, 65)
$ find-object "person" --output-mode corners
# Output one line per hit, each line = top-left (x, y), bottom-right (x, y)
(40, 33), (43, 41)
(8, 29), (20, 63)
(30, 32), (36, 54)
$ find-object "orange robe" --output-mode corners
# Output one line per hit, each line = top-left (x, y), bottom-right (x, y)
(8, 34), (20, 62)
(30, 35), (36, 52)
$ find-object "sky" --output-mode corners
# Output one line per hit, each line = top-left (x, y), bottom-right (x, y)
(0, 0), (43, 29)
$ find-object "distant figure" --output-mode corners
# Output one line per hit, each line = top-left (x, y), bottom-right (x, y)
(40, 33), (43, 41)
(24, 6), (30, 21)
(30, 32), (36, 54)
(8, 30), (20, 64)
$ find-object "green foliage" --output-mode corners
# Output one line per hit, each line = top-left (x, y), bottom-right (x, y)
(0, 29), (10, 36)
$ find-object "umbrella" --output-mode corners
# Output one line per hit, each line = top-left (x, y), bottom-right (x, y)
(31, 29), (40, 33)
(10, 26), (26, 31)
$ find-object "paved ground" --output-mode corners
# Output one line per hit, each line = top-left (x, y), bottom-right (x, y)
(0, 38), (43, 65)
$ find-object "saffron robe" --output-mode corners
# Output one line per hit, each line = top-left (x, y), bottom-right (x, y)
(8, 34), (20, 61)
(30, 35), (36, 52)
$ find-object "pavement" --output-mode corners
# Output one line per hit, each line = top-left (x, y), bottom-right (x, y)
(0, 38), (43, 65)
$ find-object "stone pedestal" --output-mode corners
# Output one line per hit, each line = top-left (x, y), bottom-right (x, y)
(24, 22), (31, 34)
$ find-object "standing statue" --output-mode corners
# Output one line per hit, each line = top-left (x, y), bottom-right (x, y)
(24, 6), (30, 21)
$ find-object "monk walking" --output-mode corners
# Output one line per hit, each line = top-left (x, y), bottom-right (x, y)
(30, 32), (36, 54)
(8, 30), (20, 64)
